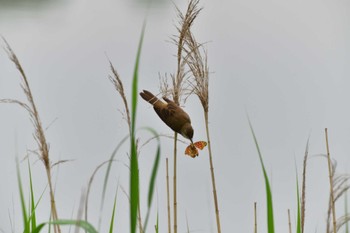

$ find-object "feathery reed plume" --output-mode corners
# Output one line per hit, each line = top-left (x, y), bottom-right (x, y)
(1, 38), (61, 233)
(163, 1), (202, 232)
(325, 128), (337, 233)
(301, 138), (310, 233)
(288, 209), (292, 233)
(181, 5), (222, 233)
(109, 60), (131, 132)
(166, 158), (172, 233)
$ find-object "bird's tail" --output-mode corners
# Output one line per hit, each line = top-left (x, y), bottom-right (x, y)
(139, 90), (159, 105)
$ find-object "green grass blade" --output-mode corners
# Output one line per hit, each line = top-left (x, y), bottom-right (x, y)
(108, 190), (118, 233)
(140, 127), (161, 231)
(32, 220), (98, 233)
(155, 211), (159, 233)
(140, 127), (161, 207)
(130, 138), (139, 233)
(131, 20), (146, 133)
(130, 20), (146, 233)
(28, 160), (37, 231)
(100, 135), (129, 217)
(16, 158), (29, 233)
(248, 118), (275, 233)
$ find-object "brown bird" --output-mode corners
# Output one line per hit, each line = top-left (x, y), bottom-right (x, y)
(139, 90), (194, 142)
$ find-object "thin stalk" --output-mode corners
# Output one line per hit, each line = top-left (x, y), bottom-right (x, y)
(173, 133), (178, 233)
(288, 209), (291, 233)
(138, 195), (143, 233)
(166, 158), (172, 233)
(204, 111), (221, 233)
(346, 190), (349, 233)
(325, 128), (337, 233)
(254, 202), (257, 233)
(2, 39), (60, 233)
(45, 167), (60, 233)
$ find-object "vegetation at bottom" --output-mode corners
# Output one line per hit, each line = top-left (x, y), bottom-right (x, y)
(1, 1), (350, 233)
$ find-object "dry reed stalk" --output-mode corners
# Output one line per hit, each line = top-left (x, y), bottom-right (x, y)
(325, 128), (337, 233)
(166, 158), (172, 233)
(173, 133), (178, 233)
(325, 163), (350, 233)
(181, 7), (222, 233)
(301, 138), (309, 233)
(1, 38), (61, 233)
(162, 1), (202, 232)
(288, 209), (292, 233)
(254, 202), (257, 233)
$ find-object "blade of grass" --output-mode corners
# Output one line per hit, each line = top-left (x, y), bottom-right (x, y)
(325, 128), (337, 233)
(108, 189), (118, 233)
(28, 160), (37, 232)
(248, 117), (275, 233)
(16, 158), (29, 233)
(155, 211), (159, 233)
(99, 134), (128, 230)
(130, 20), (146, 233)
(33, 220), (98, 233)
(140, 127), (161, 231)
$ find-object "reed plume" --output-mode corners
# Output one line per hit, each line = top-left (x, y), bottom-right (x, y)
(1, 37), (61, 233)
(181, 5), (222, 233)
(159, 1), (202, 232)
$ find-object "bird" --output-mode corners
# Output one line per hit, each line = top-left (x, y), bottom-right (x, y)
(139, 90), (194, 143)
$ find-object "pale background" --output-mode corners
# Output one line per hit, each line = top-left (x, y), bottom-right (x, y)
(0, 0), (350, 232)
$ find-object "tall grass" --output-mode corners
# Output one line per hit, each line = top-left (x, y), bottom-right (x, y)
(4, 2), (350, 233)
(1, 37), (60, 233)
(248, 118), (275, 233)
(159, 1), (203, 232)
(325, 128), (337, 233)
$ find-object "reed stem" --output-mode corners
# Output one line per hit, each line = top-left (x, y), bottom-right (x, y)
(166, 158), (172, 233)
(204, 111), (221, 233)
(288, 209), (292, 233)
(325, 128), (337, 233)
(173, 133), (178, 233)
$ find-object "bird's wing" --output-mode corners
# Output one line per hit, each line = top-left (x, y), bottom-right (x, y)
(154, 102), (177, 123)
(155, 102), (189, 133)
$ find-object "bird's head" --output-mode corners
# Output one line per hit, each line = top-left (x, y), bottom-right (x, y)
(181, 123), (194, 141)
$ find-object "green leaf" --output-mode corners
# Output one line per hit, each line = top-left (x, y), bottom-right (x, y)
(155, 211), (159, 233)
(248, 117), (275, 233)
(109, 189), (118, 233)
(130, 20), (146, 233)
(16, 158), (29, 233)
(28, 160), (37, 231)
(100, 135), (129, 216)
(32, 220), (98, 233)
(140, 127), (161, 231)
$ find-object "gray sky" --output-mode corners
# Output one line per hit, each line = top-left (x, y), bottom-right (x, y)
(1, 0), (350, 232)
